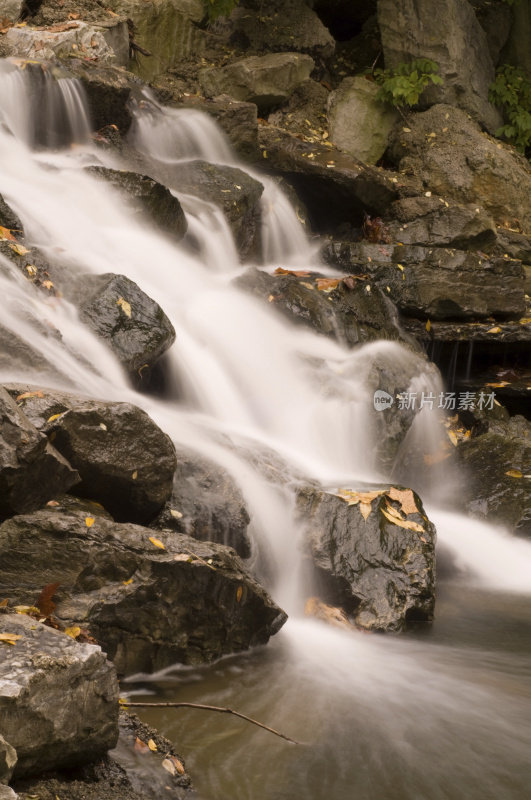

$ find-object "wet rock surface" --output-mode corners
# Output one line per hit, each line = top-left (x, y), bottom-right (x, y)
(323, 241), (526, 320)
(0, 508), (287, 674)
(75, 272), (176, 382)
(12, 711), (193, 800)
(4, 385), (176, 524)
(0, 614), (119, 779)
(0, 735), (16, 785)
(298, 484), (436, 631)
(151, 447), (251, 559)
(0, 387), (79, 521)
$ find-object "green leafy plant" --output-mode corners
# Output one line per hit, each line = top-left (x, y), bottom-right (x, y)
(373, 59), (443, 108)
(489, 65), (531, 154)
(205, 0), (239, 21)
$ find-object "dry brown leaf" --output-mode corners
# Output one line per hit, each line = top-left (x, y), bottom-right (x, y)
(0, 633), (22, 645)
(65, 626), (81, 639)
(236, 585), (243, 603)
(505, 469), (523, 478)
(387, 487), (418, 516)
(169, 756), (185, 775)
(9, 242), (29, 256)
(149, 537), (165, 550)
(46, 500), (60, 507)
(273, 267), (311, 277)
(162, 757), (177, 775)
(36, 582), (59, 617)
(315, 278), (340, 292)
(381, 505), (424, 533)
(16, 390), (44, 401)
(0, 598), (8, 608)
(147, 739), (157, 752)
(359, 502), (372, 521)
(487, 326), (502, 334)
(116, 296), (132, 318)
(0, 225), (16, 241)
(47, 413), (63, 423)
(134, 737), (149, 754)
(85, 517), (95, 528)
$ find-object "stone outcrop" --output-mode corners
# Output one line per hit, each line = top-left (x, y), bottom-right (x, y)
(0, 508), (287, 674)
(86, 167), (187, 241)
(327, 76), (399, 164)
(323, 242), (526, 320)
(387, 104), (531, 233)
(151, 447), (252, 559)
(5, 386), (176, 524)
(0, 614), (119, 779)
(298, 484), (436, 631)
(74, 273), (176, 384)
(0, 736), (16, 786)
(200, 53), (315, 112)
(377, 0), (501, 132)
(0, 387), (79, 521)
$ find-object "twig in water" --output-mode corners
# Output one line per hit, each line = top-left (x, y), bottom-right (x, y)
(125, 701), (299, 744)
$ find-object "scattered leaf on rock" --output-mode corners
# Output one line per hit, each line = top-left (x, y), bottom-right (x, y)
(85, 517), (95, 528)
(123, 577), (133, 585)
(116, 296), (132, 318)
(236, 585), (243, 603)
(65, 626), (81, 639)
(381, 504), (424, 533)
(315, 278), (340, 292)
(36, 582), (59, 617)
(134, 737), (150, 754)
(0, 633), (22, 645)
(0, 225), (16, 241)
(487, 326), (502, 334)
(16, 390), (44, 402)
(9, 242), (29, 256)
(149, 537), (166, 550)
(505, 469), (523, 478)
(359, 502), (372, 521)
(170, 509), (183, 519)
(47, 413), (63, 423)
(274, 267), (311, 277)
(387, 487), (418, 516)
(147, 739), (157, 752)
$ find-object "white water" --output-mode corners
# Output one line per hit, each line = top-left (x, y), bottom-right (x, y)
(1, 59), (531, 800)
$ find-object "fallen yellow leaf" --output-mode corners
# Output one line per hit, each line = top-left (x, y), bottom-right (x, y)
(0, 633), (22, 645)
(505, 469), (523, 478)
(122, 578), (133, 585)
(236, 585), (243, 603)
(85, 517), (95, 528)
(65, 626), (81, 639)
(381, 505), (424, 533)
(387, 487), (418, 516)
(116, 297), (132, 318)
(9, 242), (29, 256)
(147, 739), (157, 752)
(47, 413), (63, 423)
(315, 278), (340, 292)
(425, 319), (431, 332)
(487, 326), (502, 334)
(359, 501), (372, 521)
(149, 537), (165, 550)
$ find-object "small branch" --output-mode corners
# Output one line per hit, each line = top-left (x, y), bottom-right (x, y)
(125, 701), (298, 744)
(130, 40), (152, 57)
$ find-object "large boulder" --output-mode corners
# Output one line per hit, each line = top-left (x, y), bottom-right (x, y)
(256, 124), (404, 231)
(2, 19), (129, 66)
(74, 273), (176, 384)
(0, 508), (287, 674)
(323, 241), (526, 320)
(65, 60), (143, 134)
(151, 448), (251, 559)
(236, 267), (412, 348)
(229, 0), (335, 60)
(5, 386), (176, 524)
(457, 414), (531, 536)
(199, 53), (315, 112)
(0, 1), (22, 23)
(297, 484), (436, 631)
(105, 0), (206, 81)
(0, 387), (79, 521)
(87, 167), (187, 241)
(0, 614), (119, 779)
(377, 0), (501, 132)
(170, 160), (263, 260)
(327, 76), (399, 164)
(387, 104), (531, 233)
(501, 0), (531, 78)
(384, 196), (497, 250)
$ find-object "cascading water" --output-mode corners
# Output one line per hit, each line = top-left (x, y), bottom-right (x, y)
(1, 60), (530, 800)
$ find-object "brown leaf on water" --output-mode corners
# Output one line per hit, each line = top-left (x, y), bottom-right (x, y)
(36, 582), (60, 617)
(315, 278), (340, 292)
(0, 633), (22, 646)
(387, 487), (418, 516)
(0, 225), (16, 241)
(274, 267), (311, 277)
(134, 737), (149, 754)
(169, 756), (185, 775)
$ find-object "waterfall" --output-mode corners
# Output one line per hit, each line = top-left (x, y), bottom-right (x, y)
(1, 59), (530, 800)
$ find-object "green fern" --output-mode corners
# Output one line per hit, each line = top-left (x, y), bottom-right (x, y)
(373, 59), (443, 109)
(489, 65), (531, 154)
(205, 0), (239, 21)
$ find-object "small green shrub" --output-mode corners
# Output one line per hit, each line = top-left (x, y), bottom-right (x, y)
(489, 65), (531, 154)
(373, 59), (443, 108)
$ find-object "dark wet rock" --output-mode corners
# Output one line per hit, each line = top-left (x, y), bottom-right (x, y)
(170, 160), (263, 260)
(387, 104), (531, 233)
(0, 195), (22, 233)
(0, 508), (287, 674)
(327, 76), (399, 164)
(456, 414), (531, 536)
(152, 448), (251, 559)
(494, 228), (531, 264)
(501, 0), (531, 80)
(323, 242), (526, 320)
(75, 272), (176, 382)
(236, 267), (412, 348)
(268, 78), (329, 138)
(229, 0), (335, 60)
(385, 197), (497, 250)
(13, 711), (193, 800)
(256, 124), (405, 232)
(0, 387), (79, 521)
(377, 0), (501, 133)
(87, 167), (187, 241)
(0, 786), (17, 799)
(200, 53), (315, 112)
(65, 60), (144, 133)
(402, 315), (531, 344)
(0, 614), (119, 779)
(0, 735), (16, 785)
(297, 484), (436, 631)
(4, 385), (176, 524)
(472, 0), (513, 65)
(312, 0), (376, 42)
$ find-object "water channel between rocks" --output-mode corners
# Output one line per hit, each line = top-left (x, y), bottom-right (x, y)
(0, 60), (530, 800)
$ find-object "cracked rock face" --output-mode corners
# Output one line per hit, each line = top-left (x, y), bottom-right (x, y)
(0, 614), (119, 780)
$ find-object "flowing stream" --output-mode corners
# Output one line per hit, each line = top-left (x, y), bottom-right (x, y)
(1, 60), (530, 800)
